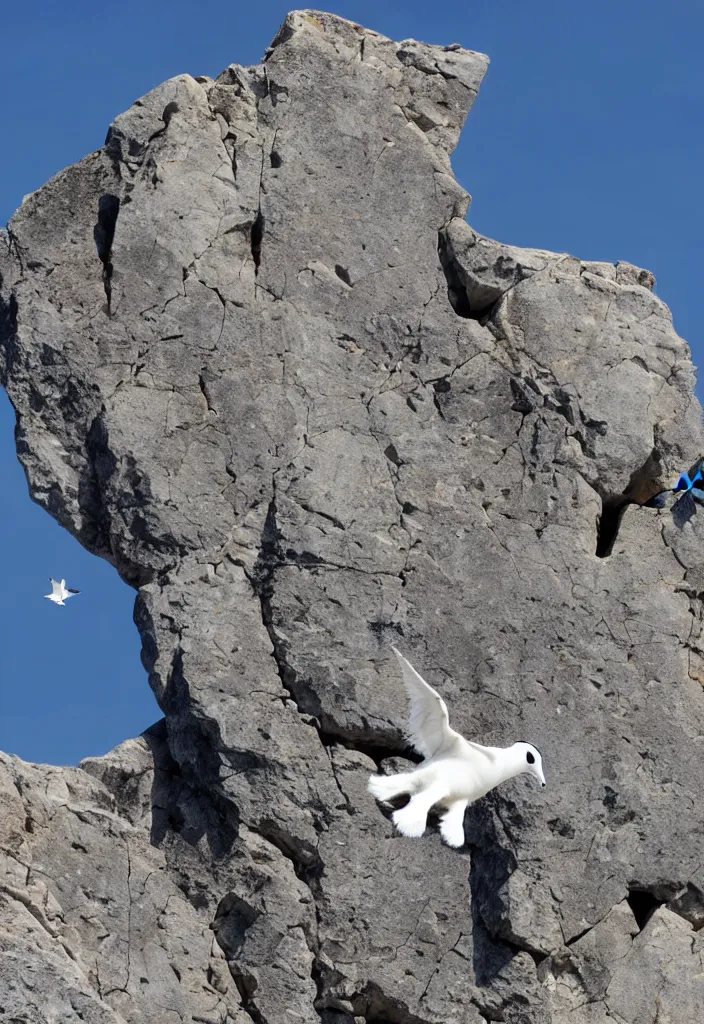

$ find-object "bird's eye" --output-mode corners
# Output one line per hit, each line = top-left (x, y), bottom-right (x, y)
(526, 751), (535, 764)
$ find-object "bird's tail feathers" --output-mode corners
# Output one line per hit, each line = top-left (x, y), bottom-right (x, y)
(367, 771), (417, 802)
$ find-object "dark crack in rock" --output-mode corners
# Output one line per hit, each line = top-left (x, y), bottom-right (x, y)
(2, 8), (704, 1022)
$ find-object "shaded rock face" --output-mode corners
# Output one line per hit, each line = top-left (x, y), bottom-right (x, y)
(1, 7), (704, 1021)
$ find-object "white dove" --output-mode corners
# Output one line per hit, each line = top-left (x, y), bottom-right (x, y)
(368, 647), (546, 847)
(44, 578), (81, 607)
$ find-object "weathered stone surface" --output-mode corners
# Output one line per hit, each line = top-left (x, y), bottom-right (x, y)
(2, 8), (704, 1022)
(0, 730), (248, 1023)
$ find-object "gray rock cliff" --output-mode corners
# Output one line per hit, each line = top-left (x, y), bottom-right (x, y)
(2, 9), (704, 1022)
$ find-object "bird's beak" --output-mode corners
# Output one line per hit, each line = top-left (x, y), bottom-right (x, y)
(537, 768), (546, 788)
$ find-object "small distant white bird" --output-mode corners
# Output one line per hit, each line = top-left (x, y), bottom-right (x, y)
(368, 647), (546, 847)
(44, 578), (81, 607)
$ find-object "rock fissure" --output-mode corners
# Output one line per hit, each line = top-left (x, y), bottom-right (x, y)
(93, 193), (121, 314)
(240, 486), (409, 759)
(595, 497), (626, 559)
(250, 211), (264, 277)
(437, 228), (475, 319)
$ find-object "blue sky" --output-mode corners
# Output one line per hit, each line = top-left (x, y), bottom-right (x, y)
(1, 0), (702, 765)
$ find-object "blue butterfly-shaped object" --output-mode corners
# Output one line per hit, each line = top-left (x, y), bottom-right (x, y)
(670, 459), (704, 527)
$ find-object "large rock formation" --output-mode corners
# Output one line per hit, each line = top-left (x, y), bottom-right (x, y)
(1, 9), (703, 1022)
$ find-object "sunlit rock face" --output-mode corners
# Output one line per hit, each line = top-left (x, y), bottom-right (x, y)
(1, 9), (704, 1022)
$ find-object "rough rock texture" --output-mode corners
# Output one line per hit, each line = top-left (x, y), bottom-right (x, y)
(2, 8), (704, 1022)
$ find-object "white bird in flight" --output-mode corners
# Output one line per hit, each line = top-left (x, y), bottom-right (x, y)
(368, 647), (546, 847)
(44, 578), (81, 607)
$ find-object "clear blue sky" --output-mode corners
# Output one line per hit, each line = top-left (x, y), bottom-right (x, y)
(1, 0), (702, 765)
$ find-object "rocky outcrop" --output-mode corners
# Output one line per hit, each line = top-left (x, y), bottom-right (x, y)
(2, 9), (704, 1022)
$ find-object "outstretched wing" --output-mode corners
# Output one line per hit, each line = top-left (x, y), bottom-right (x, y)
(49, 578), (62, 598)
(67, 588), (80, 595)
(687, 458), (704, 485)
(675, 458), (704, 494)
(690, 462), (704, 503)
(391, 647), (465, 760)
